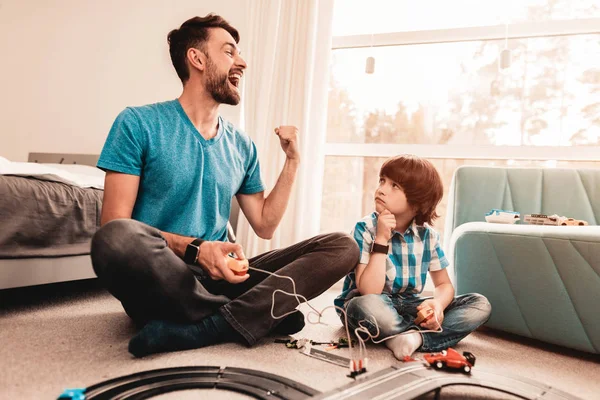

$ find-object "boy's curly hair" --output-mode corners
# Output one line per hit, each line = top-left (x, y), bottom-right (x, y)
(380, 155), (444, 226)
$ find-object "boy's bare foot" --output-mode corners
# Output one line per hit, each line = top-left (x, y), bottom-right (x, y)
(385, 331), (423, 360)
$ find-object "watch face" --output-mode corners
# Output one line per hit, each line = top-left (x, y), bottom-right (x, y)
(185, 243), (199, 264)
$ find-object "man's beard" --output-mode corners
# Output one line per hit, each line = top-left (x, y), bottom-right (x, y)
(205, 57), (240, 106)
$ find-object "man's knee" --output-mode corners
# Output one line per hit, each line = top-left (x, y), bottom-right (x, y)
(91, 219), (143, 276)
(92, 219), (140, 254)
(326, 232), (360, 272)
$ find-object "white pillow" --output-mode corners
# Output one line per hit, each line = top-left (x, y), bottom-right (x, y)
(0, 156), (104, 189)
(42, 163), (105, 179)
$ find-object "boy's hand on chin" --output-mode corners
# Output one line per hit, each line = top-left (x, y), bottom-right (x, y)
(376, 209), (396, 243)
(417, 299), (444, 330)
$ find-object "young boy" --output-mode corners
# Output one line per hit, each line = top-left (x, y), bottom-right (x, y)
(335, 155), (491, 360)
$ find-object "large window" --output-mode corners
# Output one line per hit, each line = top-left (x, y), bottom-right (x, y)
(322, 0), (600, 244)
(329, 35), (600, 147)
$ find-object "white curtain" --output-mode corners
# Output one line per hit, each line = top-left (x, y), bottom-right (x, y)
(236, 0), (335, 257)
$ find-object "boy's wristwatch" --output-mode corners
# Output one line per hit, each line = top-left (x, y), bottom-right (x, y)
(184, 238), (205, 264)
(370, 242), (389, 254)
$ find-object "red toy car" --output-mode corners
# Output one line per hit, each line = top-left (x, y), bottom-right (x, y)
(424, 348), (476, 373)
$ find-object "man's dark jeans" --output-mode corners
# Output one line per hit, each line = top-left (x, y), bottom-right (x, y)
(90, 219), (359, 346)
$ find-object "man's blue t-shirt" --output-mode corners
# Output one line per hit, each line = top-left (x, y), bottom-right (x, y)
(97, 99), (265, 241)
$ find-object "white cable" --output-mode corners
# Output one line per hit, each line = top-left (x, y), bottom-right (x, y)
(247, 265), (445, 366)
(247, 266), (322, 318)
(248, 265), (356, 358)
(354, 313), (443, 345)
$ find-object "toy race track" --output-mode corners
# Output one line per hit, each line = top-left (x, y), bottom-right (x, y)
(313, 362), (582, 400)
(58, 366), (319, 400)
(58, 362), (584, 400)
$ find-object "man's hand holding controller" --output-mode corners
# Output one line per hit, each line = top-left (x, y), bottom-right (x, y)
(197, 241), (250, 284)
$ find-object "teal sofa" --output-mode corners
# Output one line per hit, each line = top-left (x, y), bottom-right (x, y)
(444, 166), (600, 354)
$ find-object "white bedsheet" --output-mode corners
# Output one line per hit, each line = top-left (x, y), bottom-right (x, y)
(0, 156), (104, 189)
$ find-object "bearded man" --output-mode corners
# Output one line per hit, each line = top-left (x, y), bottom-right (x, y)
(91, 14), (359, 357)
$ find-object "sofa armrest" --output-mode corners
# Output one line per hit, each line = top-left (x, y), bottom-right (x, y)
(451, 222), (600, 243)
(449, 222), (600, 354)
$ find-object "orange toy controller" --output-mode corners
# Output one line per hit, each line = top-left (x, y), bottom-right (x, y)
(414, 307), (434, 325)
(226, 255), (249, 276)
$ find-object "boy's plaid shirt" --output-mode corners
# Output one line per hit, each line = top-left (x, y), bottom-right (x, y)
(335, 212), (449, 310)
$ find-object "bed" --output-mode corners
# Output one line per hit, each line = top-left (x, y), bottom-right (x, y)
(0, 153), (103, 289)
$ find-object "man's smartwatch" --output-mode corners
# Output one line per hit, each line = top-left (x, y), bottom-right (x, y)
(184, 238), (204, 265)
(370, 242), (389, 254)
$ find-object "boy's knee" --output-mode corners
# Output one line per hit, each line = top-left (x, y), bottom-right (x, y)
(472, 293), (492, 322)
(345, 295), (397, 336)
(462, 293), (492, 327)
(346, 294), (391, 321)
(347, 294), (379, 314)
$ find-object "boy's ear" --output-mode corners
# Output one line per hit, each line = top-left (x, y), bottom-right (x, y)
(411, 204), (420, 218)
(407, 201), (417, 213)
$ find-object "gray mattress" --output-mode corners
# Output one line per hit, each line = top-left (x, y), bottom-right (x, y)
(0, 176), (103, 258)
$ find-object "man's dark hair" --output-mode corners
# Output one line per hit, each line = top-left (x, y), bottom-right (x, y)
(380, 155), (444, 226)
(167, 14), (240, 83)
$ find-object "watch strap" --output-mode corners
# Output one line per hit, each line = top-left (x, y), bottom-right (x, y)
(184, 238), (204, 264)
(371, 242), (389, 254)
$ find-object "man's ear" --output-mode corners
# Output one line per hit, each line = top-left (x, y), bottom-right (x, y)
(187, 48), (206, 72)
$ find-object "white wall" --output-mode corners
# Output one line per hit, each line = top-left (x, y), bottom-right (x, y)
(0, 0), (247, 161)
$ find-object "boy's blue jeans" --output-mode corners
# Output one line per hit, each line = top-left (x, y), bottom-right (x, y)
(341, 293), (491, 352)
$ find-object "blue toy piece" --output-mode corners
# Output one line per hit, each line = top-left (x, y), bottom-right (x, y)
(57, 388), (86, 400)
(485, 209), (519, 217)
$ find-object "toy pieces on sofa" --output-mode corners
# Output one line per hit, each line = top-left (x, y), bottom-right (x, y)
(524, 214), (588, 226)
(484, 209), (520, 224)
(523, 213), (561, 225)
(558, 217), (588, 226)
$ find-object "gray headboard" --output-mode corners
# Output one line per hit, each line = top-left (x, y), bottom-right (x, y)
(28, 153), (99, 167)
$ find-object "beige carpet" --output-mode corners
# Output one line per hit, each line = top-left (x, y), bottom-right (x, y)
(1, 279), (599, 400)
